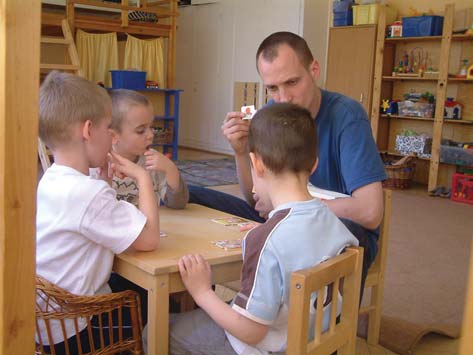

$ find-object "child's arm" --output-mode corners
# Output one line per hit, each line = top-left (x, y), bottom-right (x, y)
(110, 151), (160, 251)
(178, 254), (268, 345)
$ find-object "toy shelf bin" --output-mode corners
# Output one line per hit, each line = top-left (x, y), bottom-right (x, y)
(451, 173), (473, 205)
(353, 4), (397, 25)
(110, 70), (147, 90)
(333, 0), (353, 26)
(402, 15), (444, 37)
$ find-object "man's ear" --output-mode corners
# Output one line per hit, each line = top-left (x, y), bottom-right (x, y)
(250, 152), (265, 177)
(82, 120), (93, 141)
(308, 59), (321, 82)
(310, 157), (319, 175)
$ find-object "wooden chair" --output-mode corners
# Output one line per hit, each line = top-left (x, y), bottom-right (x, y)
(35, 275), (143, 355)
(38, 138), (52, 172)
(286, 247), (364, 355)
(359, 189), (392, 344)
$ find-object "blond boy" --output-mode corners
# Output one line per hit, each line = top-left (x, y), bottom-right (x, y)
(109, 89), (188, 209)
(36, 71), (159, 349)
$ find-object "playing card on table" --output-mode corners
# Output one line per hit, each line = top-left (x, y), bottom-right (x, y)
(211, 216), (251, 227)
(211, 239), (242, 250)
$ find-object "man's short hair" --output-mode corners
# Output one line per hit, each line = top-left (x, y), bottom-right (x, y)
(249, 103), (318, 174)
(109, 89), (151, 132)
(39, 71), (111, 149)
(256, 31), (314, 71)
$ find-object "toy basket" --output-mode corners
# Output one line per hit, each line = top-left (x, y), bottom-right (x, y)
(153, 128), (172, 145)
(381, 154), (416, 189)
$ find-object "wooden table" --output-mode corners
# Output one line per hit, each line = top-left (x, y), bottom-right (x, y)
(113, 204), (245, 355)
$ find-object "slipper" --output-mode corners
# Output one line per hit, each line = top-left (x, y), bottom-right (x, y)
(429, 186), (446, 197)
(440, 188), (451, 198)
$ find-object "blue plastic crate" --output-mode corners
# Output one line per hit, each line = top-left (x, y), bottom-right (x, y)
(110, 70), (147, 90)
(333, 0), (353, 26)
(402, 15), (444, 37)
(333, 11), (353, 26)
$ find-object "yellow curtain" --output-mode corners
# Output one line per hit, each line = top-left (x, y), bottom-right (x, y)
(124, 35), (165, 88)
(76, 30), (118, 87)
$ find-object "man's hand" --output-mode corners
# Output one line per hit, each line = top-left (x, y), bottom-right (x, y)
(221, 112), (250, 155)
(178, 254), (213, 303)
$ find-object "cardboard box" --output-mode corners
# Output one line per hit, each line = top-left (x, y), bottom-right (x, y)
(395, 135), (432, 158)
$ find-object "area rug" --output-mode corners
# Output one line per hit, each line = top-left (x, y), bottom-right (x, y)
(176, 158), (238, 187)
(359, 190), (473, 354)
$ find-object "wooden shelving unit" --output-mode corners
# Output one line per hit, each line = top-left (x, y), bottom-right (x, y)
(370, 4), (473, 192)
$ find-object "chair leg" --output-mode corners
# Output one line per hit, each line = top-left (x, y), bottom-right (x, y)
(366, 283), (383, 345)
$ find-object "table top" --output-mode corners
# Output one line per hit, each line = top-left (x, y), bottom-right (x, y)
(115, 204), (246, 276)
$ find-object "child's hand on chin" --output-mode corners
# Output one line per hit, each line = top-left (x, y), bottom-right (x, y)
(144, 149), (170, 172)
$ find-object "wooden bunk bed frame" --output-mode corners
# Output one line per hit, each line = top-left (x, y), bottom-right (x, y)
(41, 0), (179, 87)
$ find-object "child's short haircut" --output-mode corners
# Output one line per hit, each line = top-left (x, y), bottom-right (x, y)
(109, 89), (151, 132)
(39, 71), (111, 149)
(249, 103), (318, 174)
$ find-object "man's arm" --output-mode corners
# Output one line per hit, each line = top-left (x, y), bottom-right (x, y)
(179, 254), (268, 345)
(221, 112), (254, 204)
(324, 181), (384, 230)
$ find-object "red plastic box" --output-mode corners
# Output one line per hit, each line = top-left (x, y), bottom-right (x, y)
(451, 173), (473, 205)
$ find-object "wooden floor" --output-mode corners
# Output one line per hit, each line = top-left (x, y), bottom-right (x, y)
(178, 147), (460, 355)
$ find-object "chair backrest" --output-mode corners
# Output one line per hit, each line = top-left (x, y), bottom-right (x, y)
(287, 247), (363, 355)
(35, 275), (143, 355)
(38, 138), (51, 172)
(359, 188), (392, 345)
(370, 189), (391, 275)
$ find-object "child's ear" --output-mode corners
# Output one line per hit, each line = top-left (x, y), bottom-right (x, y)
(249, 152), (265, 177)
(82, 120), (93, 141)
(110, 129), (120, 145)
(310, 157), (319, 174)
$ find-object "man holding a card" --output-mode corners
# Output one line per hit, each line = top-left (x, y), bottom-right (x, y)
(189, 32), (386, 274)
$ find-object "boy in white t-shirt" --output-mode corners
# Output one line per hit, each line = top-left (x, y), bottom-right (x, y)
(143, 103), (358, 354)
(36, 71), (160, 353)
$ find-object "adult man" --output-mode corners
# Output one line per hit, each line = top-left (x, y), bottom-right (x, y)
(190, 31), (386, 268)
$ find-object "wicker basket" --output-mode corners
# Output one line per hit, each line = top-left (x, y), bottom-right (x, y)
(382, 154), (416, 189)
(153, 128), (172, 145)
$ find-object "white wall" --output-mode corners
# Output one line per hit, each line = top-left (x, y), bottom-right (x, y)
(176, 0), (330, 154)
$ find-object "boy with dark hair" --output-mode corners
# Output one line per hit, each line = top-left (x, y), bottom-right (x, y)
(149, 103), (358, 355)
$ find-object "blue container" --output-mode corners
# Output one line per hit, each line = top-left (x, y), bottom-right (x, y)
(402, 15), (444, 37)
(333, 0), (353, 26)
(110, 70), (147, 90)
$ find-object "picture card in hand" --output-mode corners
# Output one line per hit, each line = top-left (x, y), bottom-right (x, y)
(241, 105), (257, 120)
(211, 216), (251, 227)
(211, 239), (242, 250)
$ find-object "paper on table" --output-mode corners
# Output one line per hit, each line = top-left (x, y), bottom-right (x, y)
(307, 183), (349, 200)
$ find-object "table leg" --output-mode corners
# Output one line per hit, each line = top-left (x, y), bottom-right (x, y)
(147, 274), (170, 355)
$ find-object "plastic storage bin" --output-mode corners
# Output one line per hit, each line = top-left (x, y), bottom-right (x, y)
(110, 70), (147, 90)
(352, 4), (397, 25)
(440, 145), (473, 166)
(333, 0), (353, 26)
(402, 15), (444, 37)
(451, 173), (473, 205)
